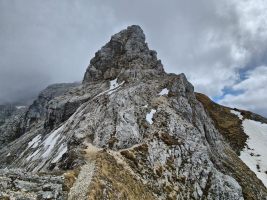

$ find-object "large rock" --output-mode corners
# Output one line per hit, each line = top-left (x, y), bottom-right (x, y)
(0, 104), (27, 149)
(0, 168), (66, 199)
(83, 25), (165, 83)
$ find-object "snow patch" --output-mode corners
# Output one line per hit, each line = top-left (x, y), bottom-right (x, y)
(239, 119), (267, 187)
(146, 109), (156, 124)
(41, 126), (63, 158)
(95, 78), (125, 98)
(230, 110), (243, 120)
(16, 106), (26, 109)
(107, 78), (125, 95)
(27, 134), (41, 148)
(52, 144), (67, 163)
(159, 88), (169, 96)
(109, 78), (119, 90)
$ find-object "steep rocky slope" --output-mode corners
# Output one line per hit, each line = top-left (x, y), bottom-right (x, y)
(196, 93), (267, 194)
(196, 93), (267, 154)
(195, 93), (247, 154)
(0, 104), (27, 149)
(0, 25), (267, 200)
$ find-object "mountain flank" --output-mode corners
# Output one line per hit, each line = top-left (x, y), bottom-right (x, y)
(0, 25), (267, 200)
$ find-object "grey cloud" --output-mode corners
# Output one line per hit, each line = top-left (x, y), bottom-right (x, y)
(0, 0), (267, 117)
(0, 0), (116, 103)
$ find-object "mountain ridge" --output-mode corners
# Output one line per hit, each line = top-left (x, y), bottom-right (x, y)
(0, 25), (267, 200)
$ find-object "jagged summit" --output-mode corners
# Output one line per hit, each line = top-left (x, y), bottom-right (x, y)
(83, 25), (165, 83)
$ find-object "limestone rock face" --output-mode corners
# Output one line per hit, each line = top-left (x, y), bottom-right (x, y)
(25, 83), (81, 130)
(83, 25), (165, 83)
(0, 25), (267, 199)
(0, 104), (27, 149)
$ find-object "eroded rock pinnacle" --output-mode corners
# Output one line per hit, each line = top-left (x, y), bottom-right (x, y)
(83, 25), (165, 83)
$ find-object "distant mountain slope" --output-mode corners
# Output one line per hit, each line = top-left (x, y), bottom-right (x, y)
(195, 93), (248, 154)
(196, 92), (267, 197)
(0, 26), (267, 200)
(0, 104), (27, 149)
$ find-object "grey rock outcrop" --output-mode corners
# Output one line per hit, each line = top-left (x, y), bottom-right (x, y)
(0, 104), (27, 149)
(0, 168), (66, 199)
(25, 83), (81, 130)
(0, 83), (81, 150)
(0, 25), (266, 199)
(0, 105), (17, 126)
(83, 25), (165, 83)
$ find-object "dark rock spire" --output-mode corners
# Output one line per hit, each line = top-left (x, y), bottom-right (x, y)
(83, 25), (165, 83)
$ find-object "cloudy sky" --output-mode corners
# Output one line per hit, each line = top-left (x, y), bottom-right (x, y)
(0, 0), (267, 116)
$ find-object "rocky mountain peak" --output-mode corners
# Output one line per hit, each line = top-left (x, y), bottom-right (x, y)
(83, 25), (165, 83)
(1, 25), (267, 199)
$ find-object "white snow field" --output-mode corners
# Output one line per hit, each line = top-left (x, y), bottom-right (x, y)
(231, 110), (267, 187)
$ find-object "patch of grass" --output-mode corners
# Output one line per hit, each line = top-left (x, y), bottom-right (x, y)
(120, 150), (135, 160)
(87, 151), (155, 200)
(158, 132), (182, 146)
(133, 143), (148, 153)
(63, 169), (80, 192)
(196, 93), (247, 154)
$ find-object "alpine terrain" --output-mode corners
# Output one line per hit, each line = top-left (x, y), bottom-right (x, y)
(0, 25), (267, 200)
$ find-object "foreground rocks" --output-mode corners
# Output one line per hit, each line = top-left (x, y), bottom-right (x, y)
(0, 169), (66, 200)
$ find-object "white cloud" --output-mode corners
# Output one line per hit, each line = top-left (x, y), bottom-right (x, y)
(219, 66), (267, 116)
(100, 0), (267, 97)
